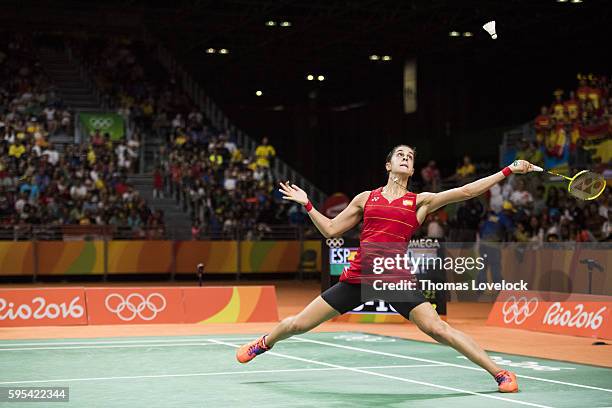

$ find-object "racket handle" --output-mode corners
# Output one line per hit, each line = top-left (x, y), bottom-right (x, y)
(532, 165), (544, 172)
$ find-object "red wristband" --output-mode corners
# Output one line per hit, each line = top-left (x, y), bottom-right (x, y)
(501, 166), (512, 177)
(304, 201), (313, 212)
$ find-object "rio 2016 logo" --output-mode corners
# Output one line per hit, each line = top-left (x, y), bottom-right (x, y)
(0, 297), (84, 321)
(543, 302), (606, 330)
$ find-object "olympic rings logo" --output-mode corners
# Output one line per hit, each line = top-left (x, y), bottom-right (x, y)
(502, 296), (539, 325)
(326, 237), (344, 248)
(89, 117), (113, 129)
(104, 293), (167, 321)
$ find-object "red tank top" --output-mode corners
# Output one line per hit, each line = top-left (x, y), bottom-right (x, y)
(340, 188), (421, 284)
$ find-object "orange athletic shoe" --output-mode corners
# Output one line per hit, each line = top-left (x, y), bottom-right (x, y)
(236, 335), (270, 363)
(495, 370), (519, 393)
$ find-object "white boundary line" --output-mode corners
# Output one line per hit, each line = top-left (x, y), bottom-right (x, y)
(210, 339), (553, 408)
(0, 340), (302, 351)
(0, 364), (442, 385)
(0, 343), (215, 351)
(0, 337), (266, 347)
(295, 337), (612, 394)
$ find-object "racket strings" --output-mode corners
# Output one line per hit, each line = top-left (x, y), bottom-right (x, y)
(568, 171), (606, 200)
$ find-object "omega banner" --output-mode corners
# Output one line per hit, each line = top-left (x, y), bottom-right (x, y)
(487, 290), (612, 339)
(0, 286), (278, 327)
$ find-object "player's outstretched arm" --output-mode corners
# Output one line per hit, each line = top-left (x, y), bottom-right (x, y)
(279, 182), (368, 238)
(418, 160), (536, 215)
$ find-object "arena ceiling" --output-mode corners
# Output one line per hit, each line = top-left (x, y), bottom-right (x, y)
(1, 0), (610, 103)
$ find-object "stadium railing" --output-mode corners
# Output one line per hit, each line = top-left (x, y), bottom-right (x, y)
(0, 224), (308, 241)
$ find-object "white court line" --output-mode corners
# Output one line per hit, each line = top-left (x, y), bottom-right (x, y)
(0, 364), (441, 385)
(0, 337), (264, 347)
(0, 340), (302, 351)
(211, 339), (553, 408)
(296, 337), (612, 394)
(0, 343), (214, 351)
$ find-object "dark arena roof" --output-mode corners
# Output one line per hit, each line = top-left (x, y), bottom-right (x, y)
(1, 0), (610, 104)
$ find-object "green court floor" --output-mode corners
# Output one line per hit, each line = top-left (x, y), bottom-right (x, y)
(1, 332), (611, 407)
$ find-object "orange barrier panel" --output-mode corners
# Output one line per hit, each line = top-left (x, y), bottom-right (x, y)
(240, 241), (301, 273)
(1, 240), (322, 275)
(84, 286), (279, 325)
(37, 241), (104, 275)
(182, 286), (278, 323)
(106, 241), (173, 274)
(487, 290), (612, 339)
(0, 288), (88, 327)
(174, 241), (238, 274)
(86, 287), (184, 325)
(0, 242), (35, 276)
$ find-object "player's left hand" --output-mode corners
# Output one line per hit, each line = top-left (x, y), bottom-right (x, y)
(279, 181), (308, 205)
(510, 159), (536, 174)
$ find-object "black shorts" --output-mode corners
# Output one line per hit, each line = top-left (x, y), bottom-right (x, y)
(321, 281), (428, 320)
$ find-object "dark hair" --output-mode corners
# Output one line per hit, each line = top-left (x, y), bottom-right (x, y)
(385, 145), (416, 190)
(385, 145), (416, 165)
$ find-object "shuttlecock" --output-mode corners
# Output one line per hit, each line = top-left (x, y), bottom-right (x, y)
(483, 21), (497, 39)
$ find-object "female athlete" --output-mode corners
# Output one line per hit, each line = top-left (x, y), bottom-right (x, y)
(237, 145), (535, 393)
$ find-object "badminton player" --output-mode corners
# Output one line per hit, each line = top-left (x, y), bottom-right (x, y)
(237, 145), (535, 393)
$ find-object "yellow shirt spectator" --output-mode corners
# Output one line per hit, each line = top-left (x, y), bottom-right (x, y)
(88, 149), (96, 165)
(95, 179), (105, 190)
(175, 134), (187, 146)
(456, 155), (475, 178)
(255, 138), (276, 168)
(27, 124), (41, 134)
(142, 103), (154, 117)
(209, 153), (223, 167)
(456, 164), (475, 178)
(9, 144), (26, 159)
(231, 148), (243, 163)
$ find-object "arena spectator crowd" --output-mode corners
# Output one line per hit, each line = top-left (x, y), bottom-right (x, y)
(419, 73), (611, 243)
(420, 173), (610, 243)
(0, 35), (161, 239)
(72, 37), (310, 239)
(532, 74), (611, 171)
(3, 33), (608, 243)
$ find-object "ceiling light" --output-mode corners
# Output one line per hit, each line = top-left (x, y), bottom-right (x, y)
(255, 91), (263, 96)
(280, 21), (292, 27)
(219, 48), (229, 54)
(306, 74), (314, 81)
(463, 32), (473, 37)
(382, 55), (392, 61)
(205, 48), (216, 54)
(556, 0), (569, 2)
(265, 20), (276, 26)
(570, 0), (582, 3)
(369, 54), (380, 61)
(317, 75), (325, 81)
(449, 31), (460, 37)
